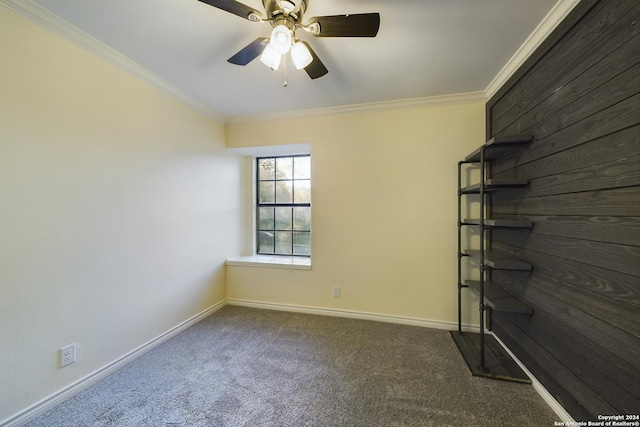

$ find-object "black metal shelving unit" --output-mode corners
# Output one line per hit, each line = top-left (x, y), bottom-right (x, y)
(451, 135), (534, 383)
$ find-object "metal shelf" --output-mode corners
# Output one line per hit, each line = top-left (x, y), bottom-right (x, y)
(464, 280), (533, 315)
(465, 250), (532, 271)
(464, 135), (533, 162)
(460, 179), (529, 194)
(455, 135), (533, 379)
(462, 219), (533, 228)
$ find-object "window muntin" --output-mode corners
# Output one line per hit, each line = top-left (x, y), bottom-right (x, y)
(256, 155), (311, 256)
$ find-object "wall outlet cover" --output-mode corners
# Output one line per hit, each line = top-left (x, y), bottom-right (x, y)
(60, 343), (76, 368)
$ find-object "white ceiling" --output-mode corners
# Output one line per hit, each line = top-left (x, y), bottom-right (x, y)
(4, 0), (571, 121)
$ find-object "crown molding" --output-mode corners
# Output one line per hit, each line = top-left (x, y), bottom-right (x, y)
(484, 0), (581, 99)
(226, 91), (488, 124)
(0, 0), (225, 123)
(3, 0), (576, 125)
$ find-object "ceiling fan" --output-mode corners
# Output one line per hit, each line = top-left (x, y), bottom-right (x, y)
(198, 0), (380, 80)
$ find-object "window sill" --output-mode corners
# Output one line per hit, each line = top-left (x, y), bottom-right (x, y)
(226, 255), (312, 270)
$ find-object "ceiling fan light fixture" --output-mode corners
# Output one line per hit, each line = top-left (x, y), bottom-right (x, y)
(204, 0), (380, 80)
(260, 44), (281, 70)
(291, 41), (313, 70)
(270, 24), (292, 54)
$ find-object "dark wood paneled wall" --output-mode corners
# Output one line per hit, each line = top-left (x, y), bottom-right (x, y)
(486, 0), (640, 420)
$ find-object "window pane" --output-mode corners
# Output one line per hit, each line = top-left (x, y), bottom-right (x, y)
(258, 207), (274, 230)
(256, 155), (310, 257)
(259, 181), (275, 204)
(293, 232), (311, 256)
(258, 158), (275, 180)
(275, 231), (292, 255)
(294, 156), (311, 179)
(275, 207), (292, 230)
(293, 180), (311, 203)
(276, 157), (293, 179)
(293, 207), (311, 231)
(275, 181), (293, 204)
(258, 231), (274, 254)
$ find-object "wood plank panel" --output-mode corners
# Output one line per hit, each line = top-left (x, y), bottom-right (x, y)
(492, 229), (640, 277)
(499, 309), (640, 412)
(485, 1), (639, 419)
(492, 318), (615, 420)
(491, 187), (640, 216)
(505, 313), (640, 403)
(490, 0), (635, 123)
(493, 95), (640, 175)
(490, 245), (640, 309)
(493, 18), (640, 134)
(491, 214), (640, 246)
(486, 0), (600, 132)
(492, 126), (640, 181)
(523, 155), (640, 197)
(492, 260), (640, 338)
(491, 271), (640, 370)
(499, 62), (640, 141)
(491, 321), (594, 421)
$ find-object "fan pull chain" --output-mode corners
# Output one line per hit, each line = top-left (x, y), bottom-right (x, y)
(283, 53), (288, 87)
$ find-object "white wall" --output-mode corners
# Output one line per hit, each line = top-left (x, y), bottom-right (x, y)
(0, 7), (243, 422)
(226, 102), (485, 325)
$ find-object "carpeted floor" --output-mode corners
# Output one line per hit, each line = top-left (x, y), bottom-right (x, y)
(25, 306), (559, 426)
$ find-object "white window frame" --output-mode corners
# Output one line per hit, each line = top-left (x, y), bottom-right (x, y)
(226, 143), (312, 270)
(255, 155), (311, 257)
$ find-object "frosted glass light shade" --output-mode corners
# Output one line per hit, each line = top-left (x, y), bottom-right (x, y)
(260, 44), (281, 70)
(291, 41), (313, 70)
(270, 24), (292, 54)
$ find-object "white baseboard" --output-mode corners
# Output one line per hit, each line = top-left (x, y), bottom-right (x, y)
(226, 298), (480, 333)
(1, 301), (226, 427)
(490, 332), (574, 423)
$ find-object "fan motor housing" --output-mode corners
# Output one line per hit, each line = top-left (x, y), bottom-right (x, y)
(264, 0), (307, 21)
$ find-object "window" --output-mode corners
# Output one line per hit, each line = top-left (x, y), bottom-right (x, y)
(256, 155), (311, 256)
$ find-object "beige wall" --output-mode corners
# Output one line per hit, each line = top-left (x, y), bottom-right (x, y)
(226, 102), (485, 325)
(0, 7), (243, 422)
(0, 2), (486, 422)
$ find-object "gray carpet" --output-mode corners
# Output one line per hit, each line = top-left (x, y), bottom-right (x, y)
(25, 306), (558, 426)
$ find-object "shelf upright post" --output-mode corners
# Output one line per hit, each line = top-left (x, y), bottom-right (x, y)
(478, 145), (487, 372)
(457, 161), (463, 333)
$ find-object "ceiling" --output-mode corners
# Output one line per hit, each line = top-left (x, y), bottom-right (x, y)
(4, 0), (569, 121)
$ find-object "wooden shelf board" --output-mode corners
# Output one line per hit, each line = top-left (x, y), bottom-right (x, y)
(465, 250), (532, 271)
(464, 280), (533, 315)
(464, 135), (533, 162)
(460, 179), (529, 194)
(462, 219), (533, 228)
(450, 331), (531, 383)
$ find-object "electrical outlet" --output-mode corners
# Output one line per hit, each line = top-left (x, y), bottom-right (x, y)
(332, 286), (341, 298)
(60, 343), (76, 368)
